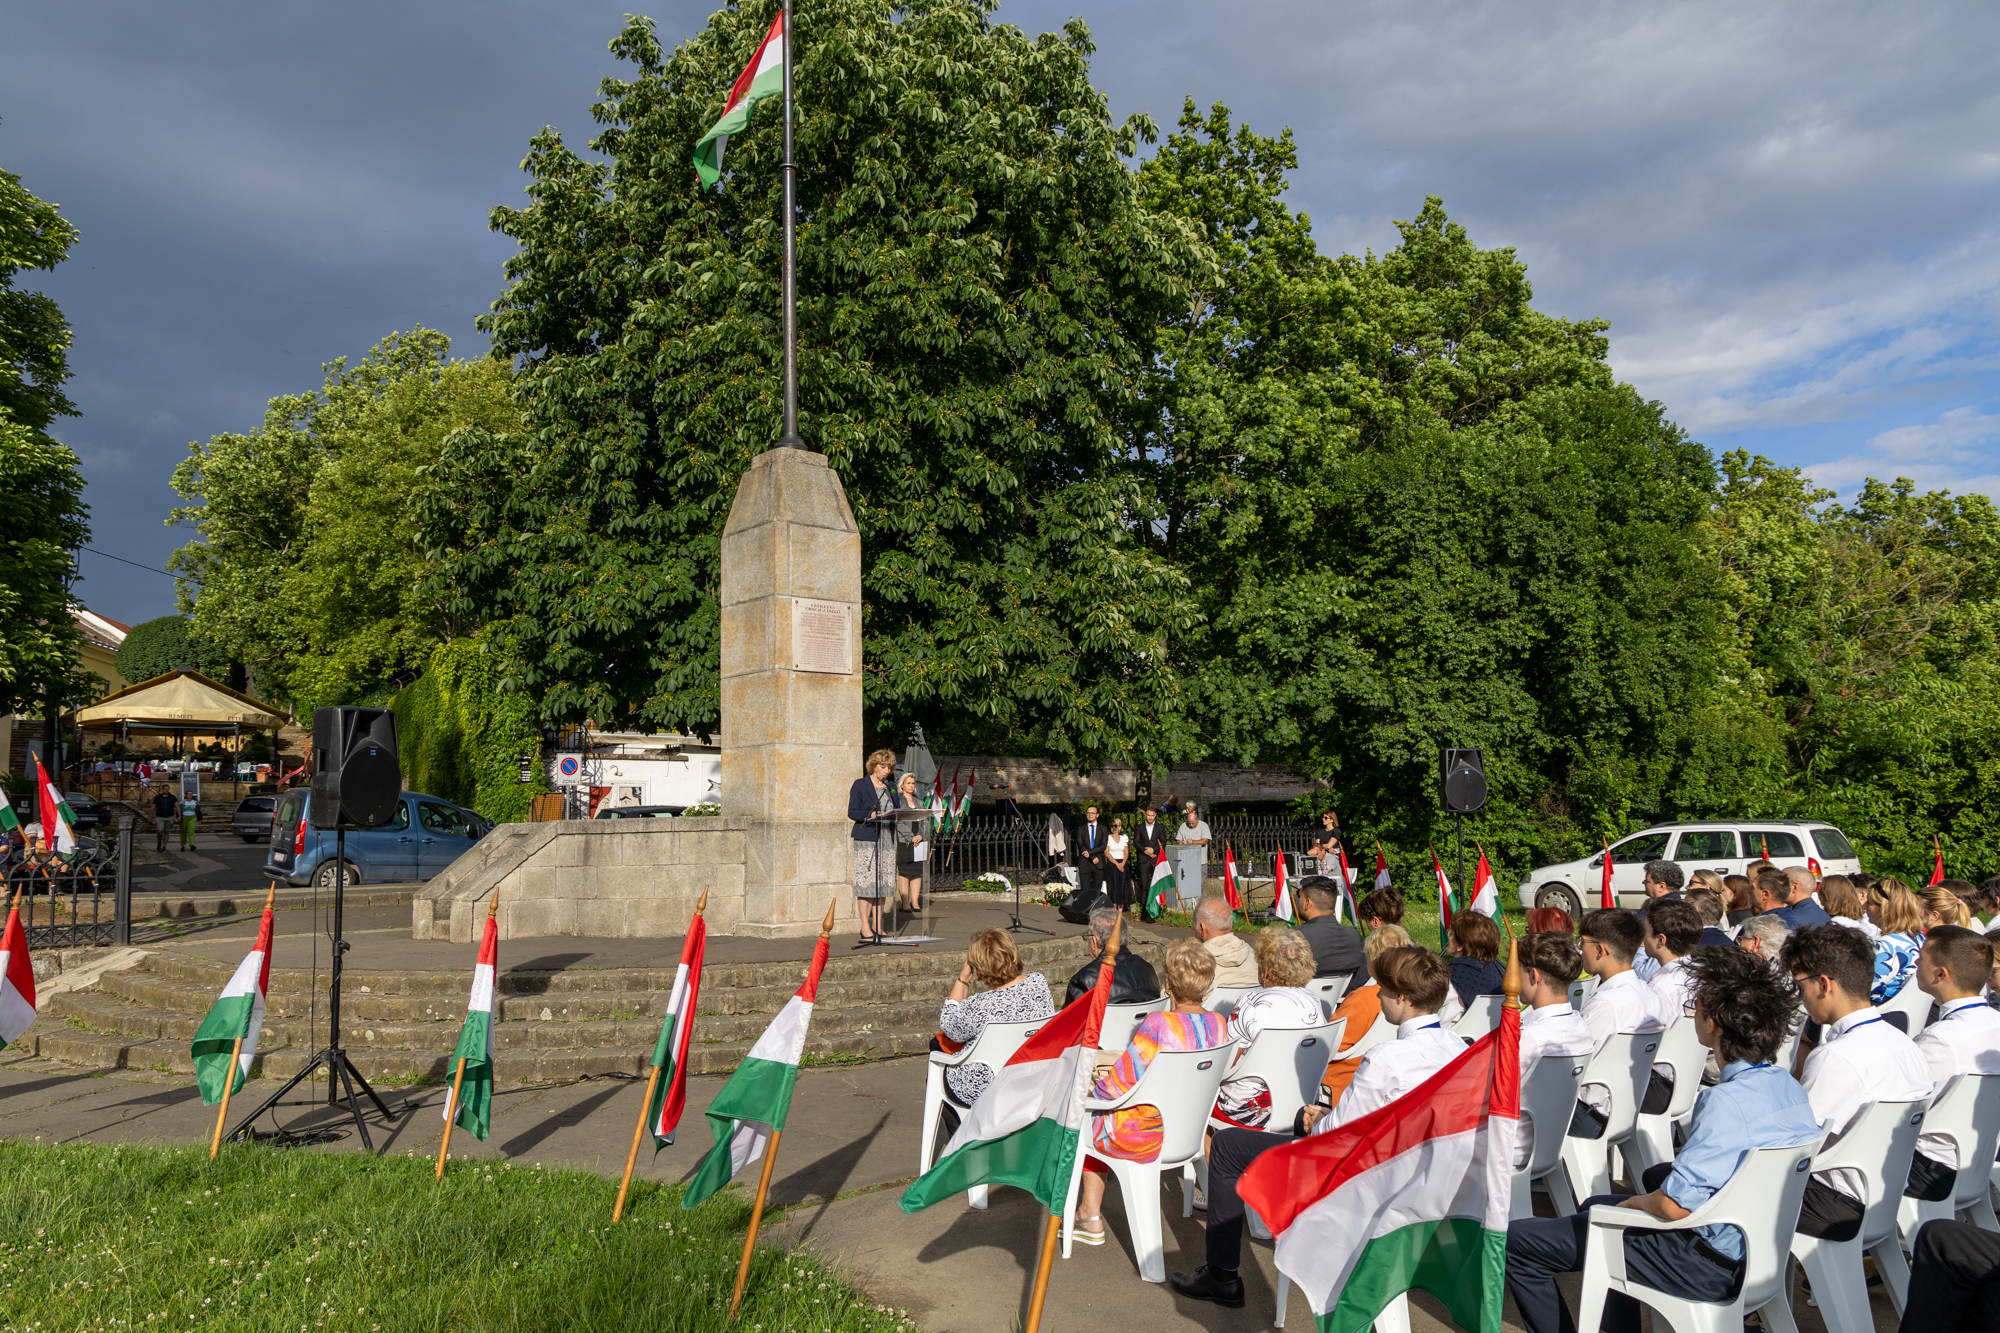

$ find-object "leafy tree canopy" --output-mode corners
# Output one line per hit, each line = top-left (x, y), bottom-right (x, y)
(114, 615), (228, 686)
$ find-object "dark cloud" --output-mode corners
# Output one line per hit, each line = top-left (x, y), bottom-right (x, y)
(6, 0), (1996, 626)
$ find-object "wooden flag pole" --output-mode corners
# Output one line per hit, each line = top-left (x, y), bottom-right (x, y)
(1502, 936), (1522, 1011)
(614, 888), (708, 1224)
(728, 897), (837, 1319)
(436, 892), (500, 1181)
(209, 881), (276, 1159)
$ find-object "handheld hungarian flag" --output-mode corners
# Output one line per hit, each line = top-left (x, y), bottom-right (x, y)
(682, 926), (831, 1209)
(1374, 841), (1392, 892)
(1223, 845), (1245, 923)
(31, 756), (76, 856)
(0, 892), (35, 1051)
(1599, 839), (1615, 909)
(1928, 836), (1946, 888)
(901, 918), (1122, 1214)
(1239, 1004), (1521, 1333)
(693, 11), (785, 188)
(1430, 848), (1455, 949)
(1272, 850), (1295, 923)
(1469, 847), (1498, 918)
(190, 896), (275, 1103)
(1145, 856), (1175, 920)
(643, 908), (708, 1150)
(441, 911), (500, 1141)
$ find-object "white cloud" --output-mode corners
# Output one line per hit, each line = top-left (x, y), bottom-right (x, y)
(1805, 405), (2000, 497)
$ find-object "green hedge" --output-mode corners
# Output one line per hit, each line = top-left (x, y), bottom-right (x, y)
(391, 638), (544, 824)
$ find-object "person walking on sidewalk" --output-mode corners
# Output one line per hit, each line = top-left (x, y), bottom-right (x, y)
(177, 790), (199, 850)
(151, 787), (177, 852)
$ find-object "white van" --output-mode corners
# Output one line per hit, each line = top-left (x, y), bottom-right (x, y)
(1516, 820), (1862, 918)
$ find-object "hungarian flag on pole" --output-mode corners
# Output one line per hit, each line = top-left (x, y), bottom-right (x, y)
(1469, 847), (1498, 918)
(1599, 839), (1615, 909)
(1223, 844), (1246, 923)
(1374, 842), (1392, 892)
(1336, 843), (1360, 923)
(900, 924), (1119, 1214)
(682, 929), (831, 1209)
(441, 911), (500, 1141)
(0, 894), (35, 1051)
(1431, 849), (1455, 950)
(1145, 856), (1175, 920)
(31, 756), (76, 856)
(643, 910), (708, 1150)
(1239, 1005), (1521, 1333)
(190, 898), (275, 1103)
(692, 11), (785, 188)
(1272, 850), (1295, 923)
(954, 770), (975, 822)
(1928, 836), (1946, 888)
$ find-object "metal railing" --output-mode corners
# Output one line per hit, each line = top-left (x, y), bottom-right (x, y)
(1200, 815), (1325, 869)
(8, 817), (132, 948)
(925, 815), (1055, 890)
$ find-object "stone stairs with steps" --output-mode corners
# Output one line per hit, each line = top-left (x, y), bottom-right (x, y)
(31, 930), (1158, 1087)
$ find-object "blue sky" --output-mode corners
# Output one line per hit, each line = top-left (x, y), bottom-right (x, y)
(6, 0), (1997, 628)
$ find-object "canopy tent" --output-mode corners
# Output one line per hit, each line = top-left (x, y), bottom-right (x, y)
(76, 671), (289, 730)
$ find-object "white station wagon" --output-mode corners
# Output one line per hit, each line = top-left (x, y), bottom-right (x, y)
(1515, 819), (1863, 919)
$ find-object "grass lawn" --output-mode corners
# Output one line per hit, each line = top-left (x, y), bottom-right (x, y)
(0, 1141), (918, 1333)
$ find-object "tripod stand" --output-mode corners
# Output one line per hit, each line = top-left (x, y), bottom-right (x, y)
(227, 828), (399, 1150)
(1002, 802), (1052, 936)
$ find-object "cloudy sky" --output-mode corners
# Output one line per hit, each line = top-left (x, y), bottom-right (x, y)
(6, 0), (1997, 629)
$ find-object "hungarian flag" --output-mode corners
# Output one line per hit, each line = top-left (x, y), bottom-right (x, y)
(900, 924), (1120, 1213)
(1223, 845), (1245, 922)
(693, 11), (785, 188)
(0, 804), (20, 840)
(1374, 842), (1393, 892)
(1469, 848), (1498, 918)
(31, 756), (76, 856)
(1336, 844), (1361, 923)
(1239, 1005), (1521, 1333)
(0, 894), (35, 1051)
(1599, 839), (1615, 909)
(1145, 856), (1175, 920)
(190, 899), (275, 1103)
(953, 770), (975, 822)
(1431, 849), (1456, 949)
(1272, 850), (1295, 923)
(441, 911), (500, 1141)
(1759, 834), (1771, 861)
(643, 910), (708, 1150)
(1928, 837), (1946, 888)
(682, 929), (831, 1209)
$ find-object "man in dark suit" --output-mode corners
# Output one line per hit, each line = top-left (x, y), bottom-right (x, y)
(1075, 805), (1105, 898)
(1294, 878), (1369, 982)
(1133, 806), (1168, 902)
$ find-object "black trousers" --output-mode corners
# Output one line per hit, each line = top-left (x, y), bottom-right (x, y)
(1903, 1220), (2000, 1333)
(1205, 1127), (1289, 1270)
(1907, 1151), (1957, 1201)
(1505, 1193), (1743, 1333)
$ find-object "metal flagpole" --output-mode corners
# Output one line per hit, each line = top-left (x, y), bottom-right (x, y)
(776, 0), (801, 449)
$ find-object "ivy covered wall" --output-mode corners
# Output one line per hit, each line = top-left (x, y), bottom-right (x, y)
(390, 638), (543, 824)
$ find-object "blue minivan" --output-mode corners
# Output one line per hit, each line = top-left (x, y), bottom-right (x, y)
(265, 788), (494, 887)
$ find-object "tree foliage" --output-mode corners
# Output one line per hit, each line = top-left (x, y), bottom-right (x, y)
(389, 637), (546, 824)
(114, 615), (228, 685)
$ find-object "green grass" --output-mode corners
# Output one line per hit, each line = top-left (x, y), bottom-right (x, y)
(0, 1141), (919, 1333)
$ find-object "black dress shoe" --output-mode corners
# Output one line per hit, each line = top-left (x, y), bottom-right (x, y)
(1169, 1265), (1245, 1308)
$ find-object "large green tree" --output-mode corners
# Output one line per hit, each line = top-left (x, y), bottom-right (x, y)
(0, 157), (88, 718)
(114, 615), (228, 685)
(419, 0), (1209, 764)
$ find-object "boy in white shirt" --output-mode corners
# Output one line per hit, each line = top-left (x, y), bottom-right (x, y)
(1518, 930), (1595, 1171)
(1779, 924), (1934, 1238)
(1643, 900), (1703, 1019)
(1573, 909), (1669, 1133)
(1907, 924), (2000, 1200)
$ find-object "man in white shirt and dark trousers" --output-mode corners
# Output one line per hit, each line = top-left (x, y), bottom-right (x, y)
(1518, 931), (1597, 1170)
(1778, 924), (1935, 1239)
(1170, 946), (1466, 1308)
(1572, 909), (1669, 1135)
(1908, 924), (2000, 1200)
(1643, 900), (1704, 1019)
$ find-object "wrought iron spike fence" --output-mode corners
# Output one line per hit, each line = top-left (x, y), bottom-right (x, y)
(8, 826), (131, 948)
(927, 812), (1332, 890)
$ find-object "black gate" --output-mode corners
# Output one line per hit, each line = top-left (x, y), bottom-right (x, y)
(10, 816), (132, 948)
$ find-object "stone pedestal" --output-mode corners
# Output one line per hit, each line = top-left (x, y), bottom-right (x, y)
(719, 448), (863, 937)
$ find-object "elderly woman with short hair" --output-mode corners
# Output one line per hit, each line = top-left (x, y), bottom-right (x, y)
(937, 929), (1054, 1107)
(1214, 926), (1323, 1128)
(1070, 939), (1232, 1245)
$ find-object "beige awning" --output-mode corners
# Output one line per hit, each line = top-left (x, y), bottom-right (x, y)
(75, 671), (290, 729)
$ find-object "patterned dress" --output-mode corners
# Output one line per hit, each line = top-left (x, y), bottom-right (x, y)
(1872, 931), (1923, 1004)
(939, 974), (1055, 1105)
(1088, 1009), (1231, 1162)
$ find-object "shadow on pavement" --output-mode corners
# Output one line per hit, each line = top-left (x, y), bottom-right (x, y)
(770, 1109), (891, 1223)
(495, 1082), (629, 1157)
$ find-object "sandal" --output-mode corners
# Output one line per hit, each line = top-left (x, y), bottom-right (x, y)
(1070, 1218), (1106, 1246)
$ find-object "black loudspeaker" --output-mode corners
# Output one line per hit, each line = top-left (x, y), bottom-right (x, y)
(1440, 747), (1488, 814)
(311, 706), (402, 829)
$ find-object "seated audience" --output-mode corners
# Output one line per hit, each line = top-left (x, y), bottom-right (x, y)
(1784, 866), (1832, 927)
(938, 929), (1055, 1105)
(1445, 910), (1505, 1009)
(1071, 939), (1231, 1245)
(1939, 879), (1981, 929)
(1974, 877), (2000, 930)
(1064, 905), (1162, 1006)
(1899, 1219), (2000, 1333)
(1779, 924), (1933, 1240)
(1320, 924), (1413, 1104)
(1294, 876), (1369, 982)
(1191, 896), (1259, 992)
(1357, 885), (1404, 932)
(1172, 947), (1464, 1308)
(1517, 931), (1595, 1168)
(1820, 874), (1874, 937)
(1923, 884), (1974, 932)
(1214, 927), (1323, 1127)
(1736, 912), (1793, 969)
(1643, 899), (1703, 1018)
(1574, 908), (1669, 1128)
(1867, 878), (1926, 1003)
(1526, 906), (1574, 936)
(1633, 859), (1686, 981)
(1722, 873), (1756, 927)
(1688, 868), (1727, 898)
(1684, 888), (1736, 949)
(1504, 947), (1822, 1333)
(1907, 925), (2000, 1200)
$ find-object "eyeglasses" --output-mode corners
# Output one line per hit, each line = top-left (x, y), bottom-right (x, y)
(1683, 1000), (1697, 1016)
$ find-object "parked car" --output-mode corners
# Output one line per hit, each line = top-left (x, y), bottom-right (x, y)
(232, 795), (278, 842)
(592, 804), (688, 820)
(1515, 820), (1862, 919)
(265, 790), (495, 887)
(61, 792), (112, 830)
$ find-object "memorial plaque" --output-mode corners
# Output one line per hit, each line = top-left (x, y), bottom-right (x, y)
(791, 598), (853, 674)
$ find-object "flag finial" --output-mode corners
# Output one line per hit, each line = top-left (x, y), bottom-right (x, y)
(820, 896), (837, 937)
(1502, 938), (1521, 1011)
(487, 889), (500, 921)
(695, 886), (709, 917)
(1104, 911), (1124, 965)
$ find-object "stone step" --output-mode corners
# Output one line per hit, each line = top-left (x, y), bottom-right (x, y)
(131, 886), (416, 920)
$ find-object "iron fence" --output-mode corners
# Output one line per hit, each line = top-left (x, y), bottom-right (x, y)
(7, 818), (132, 949)
(1202, 815), (1324, 870)
(926, 815), (1054, 890)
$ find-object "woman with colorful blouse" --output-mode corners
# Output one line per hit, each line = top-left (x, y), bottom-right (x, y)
(1866, 878), (1926, 1003)
(1072, 939), (1229, 1245)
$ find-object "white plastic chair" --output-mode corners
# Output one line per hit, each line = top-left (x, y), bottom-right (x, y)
(1896, 1072), (2000, 1252)
(1517, 1052), (1588, 1219)
(1203, 1020), (1344, 1135)
(1099, 996), (1170, 1052)
(1876, 979), (1934, 1036)
(1308, 973), (1353, 1016)
(1271, 1262), (1408, 1330)
(1062, 1041), (1234, 1277)
(1559, 1030), (1661, 1204)
(1775, 1012), (1806, 1078)
(1569, 976), (1599, 1009)
(1629, 1018), (1708, 1172)
(1576, 1138), (1822, 1333)
(919, 1017), (1047, 1175)
(1206, 986), (1255, 1018)
(1788, 1098), (1926, 1333)
(1333, 1007), (1397, 1065)
(1451, 994), (1504, 1036)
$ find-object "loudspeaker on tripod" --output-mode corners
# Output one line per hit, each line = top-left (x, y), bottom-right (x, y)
(311, 706), (401, 830)
(1440, 747), (1488, 814)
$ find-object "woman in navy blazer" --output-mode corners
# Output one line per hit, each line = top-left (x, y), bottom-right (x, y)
(848, 749), (898, 940)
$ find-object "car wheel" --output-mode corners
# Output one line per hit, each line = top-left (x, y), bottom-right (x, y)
(240, 835), (260, 843)
(1534, 883), (1583, 921)
(313, 861), (361, 889)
